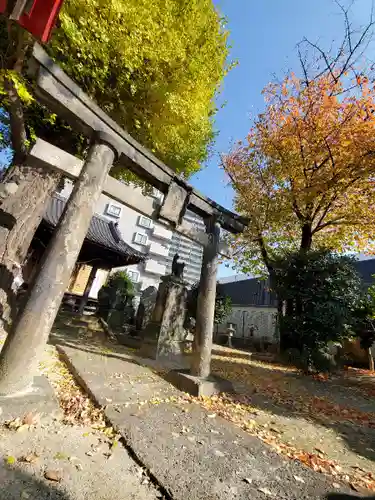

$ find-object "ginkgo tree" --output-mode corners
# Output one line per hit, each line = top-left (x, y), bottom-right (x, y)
(0, 0), (231, 334)
(223, 5), (375, 278)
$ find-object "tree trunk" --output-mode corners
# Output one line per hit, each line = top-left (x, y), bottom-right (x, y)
(0, 163), (60, 336)
(0, 32), (61, 338)
(366, 347), (374, 371)
(300, 223), (312, 251)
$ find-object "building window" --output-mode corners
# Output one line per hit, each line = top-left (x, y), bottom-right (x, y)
(134, 232), (148, 245)
(151, 188), (163, 200)
(127, 270), (139, 283)
(138, 215), (152, 229)
(105, 203), (122, 218)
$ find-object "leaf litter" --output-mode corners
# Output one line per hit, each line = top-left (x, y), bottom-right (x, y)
(34, 340), (375, 493)
(38, 347), (122, 455)
(178, 345), (375, 492)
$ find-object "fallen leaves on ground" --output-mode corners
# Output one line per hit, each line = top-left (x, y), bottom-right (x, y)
(345, 367), (375, 377)
(39, 347), (120, 455)
(341, 367), (375, 397)
(44, 469), (62, 482)
(54, 452), (69, 461)
(185, 392), (375, 492)
(4, 412), (40, 432)
(258, 486), (274, 496)
(20, 453), (39, 463)
(180, 346), (375, 492)
(39, 349), (107, 427)
(210, 347), (375, 427)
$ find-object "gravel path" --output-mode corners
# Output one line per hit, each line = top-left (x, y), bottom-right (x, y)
(0, 316), (164, 500)
(0, 418), (162, 500)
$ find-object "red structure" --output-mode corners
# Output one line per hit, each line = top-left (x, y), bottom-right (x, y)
(0, 0), (64, 43)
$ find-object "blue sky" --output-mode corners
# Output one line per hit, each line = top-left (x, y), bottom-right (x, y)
(189, 0), (374, 277)
(1, 1), (373, 278)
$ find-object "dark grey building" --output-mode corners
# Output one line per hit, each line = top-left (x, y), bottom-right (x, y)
(354, 258), (375, 288)
(218, 277), (276, 307)
(218, 258), (375, 308)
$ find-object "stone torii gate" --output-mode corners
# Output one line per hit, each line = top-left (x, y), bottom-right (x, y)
(0, 44), (247, 395)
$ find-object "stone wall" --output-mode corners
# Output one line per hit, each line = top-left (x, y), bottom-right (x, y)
(216, 305), (277, 345)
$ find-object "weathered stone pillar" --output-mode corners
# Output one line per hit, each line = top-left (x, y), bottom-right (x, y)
(78, 266), (98, 315)
(0, 132), (119, 395)
(191, 217), (220, 378)
(139, 274), (188, 366)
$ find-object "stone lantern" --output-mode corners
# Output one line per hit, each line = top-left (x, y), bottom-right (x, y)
(226, 323), (236, 348)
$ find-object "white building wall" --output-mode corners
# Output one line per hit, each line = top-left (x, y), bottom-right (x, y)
(89, 269), (109, 298)
(58, 180), (172, 295)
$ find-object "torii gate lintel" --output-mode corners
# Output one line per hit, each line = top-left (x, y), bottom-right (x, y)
(0, 44), (248, 395)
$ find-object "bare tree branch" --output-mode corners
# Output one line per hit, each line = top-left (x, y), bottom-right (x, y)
(298, 0), (374, 93)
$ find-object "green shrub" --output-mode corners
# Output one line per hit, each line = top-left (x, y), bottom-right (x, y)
(97, 271), (134, 320)
(275, 250), (362, 371)
(186, 283), (232, 325)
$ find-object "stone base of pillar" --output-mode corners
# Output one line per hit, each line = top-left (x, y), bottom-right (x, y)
(140, 323), (187, 364)
(165, 369), (234, 397)
(139, 275), (188, 367)
(0, 376), (60, 422)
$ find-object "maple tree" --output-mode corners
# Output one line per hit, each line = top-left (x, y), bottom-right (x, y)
(224, 71), (375, 274)
(223, 5), (375, 277)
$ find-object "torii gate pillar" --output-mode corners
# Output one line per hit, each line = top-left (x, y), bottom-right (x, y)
(167, 216), (234, 396)
(191, 217), (220, 378)
(0, 132), (118, 395)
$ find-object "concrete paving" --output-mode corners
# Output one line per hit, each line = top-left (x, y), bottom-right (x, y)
(0, 376), (61, 422)
(0, 410), (162, 500)
(56, 343), (359, 500)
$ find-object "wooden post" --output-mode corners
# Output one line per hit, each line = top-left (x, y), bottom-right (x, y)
(68, 263), (82, 291)
(191, 217), (220, 378)
(78, 266), (98, 315)
(0, 133), (118, 395)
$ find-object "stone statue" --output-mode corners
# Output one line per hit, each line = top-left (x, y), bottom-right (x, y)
(171, 253), (185, 279)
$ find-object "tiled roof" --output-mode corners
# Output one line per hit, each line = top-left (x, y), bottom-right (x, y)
(43, 194), (145, 264)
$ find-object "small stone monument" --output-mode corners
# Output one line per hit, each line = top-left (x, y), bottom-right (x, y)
(139, 254), (188, 365)
(135, 286), (158, 331)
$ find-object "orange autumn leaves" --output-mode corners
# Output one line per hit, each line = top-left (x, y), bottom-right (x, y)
(223, 71), (375, 271)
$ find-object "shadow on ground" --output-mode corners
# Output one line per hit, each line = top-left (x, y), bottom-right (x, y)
(0, 466), (70, 500)
(50, 312), (375, 469)
(210, 354), (375, 466)
(0, 458), (371, 500)
(212, 348), (269, 362)
(49, 312), (138, 364)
